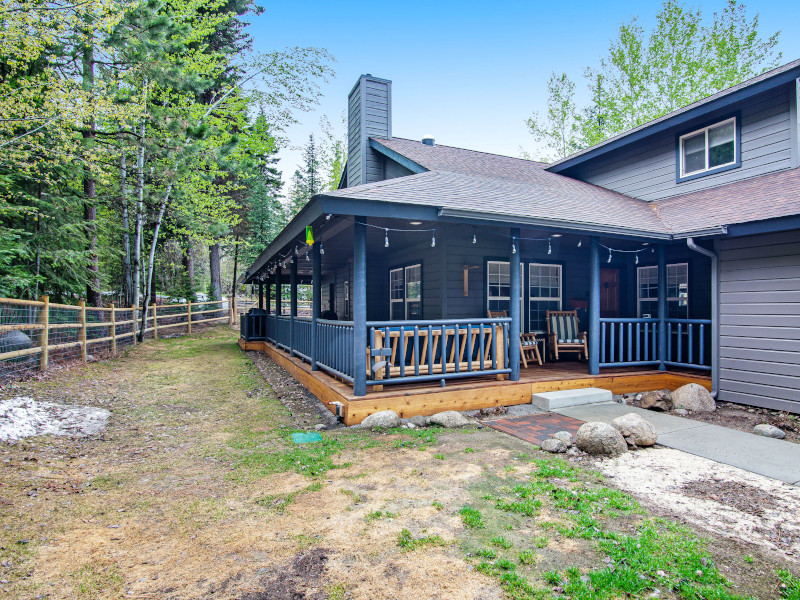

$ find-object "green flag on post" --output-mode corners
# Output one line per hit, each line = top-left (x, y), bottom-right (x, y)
(305, 226), (314, 245)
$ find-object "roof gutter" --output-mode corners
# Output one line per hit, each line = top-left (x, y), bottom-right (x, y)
(686, 237), (719, 398)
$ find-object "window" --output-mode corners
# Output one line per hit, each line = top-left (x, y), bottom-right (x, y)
(637, 263), (689, 319)
(389, 264), (422, 320)
(529, 263), (562, 333)
(487, 260), (523, 316)
(678, 117), (737, 179)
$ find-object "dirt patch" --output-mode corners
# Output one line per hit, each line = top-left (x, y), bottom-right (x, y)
(591, 447), (800, 561)
(0, 396), (110, 440)
(248, 351), (339, 431)
(679, 478), (779, 517)
(241, 549), (330, 600)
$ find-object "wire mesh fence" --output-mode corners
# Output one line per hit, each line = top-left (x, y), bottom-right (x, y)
(0, 296), (235, 384)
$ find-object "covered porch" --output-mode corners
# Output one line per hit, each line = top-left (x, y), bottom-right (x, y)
(239, 205), (715, 422)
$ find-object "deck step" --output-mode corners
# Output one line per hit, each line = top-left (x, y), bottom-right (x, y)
(531, 387), (613, 411)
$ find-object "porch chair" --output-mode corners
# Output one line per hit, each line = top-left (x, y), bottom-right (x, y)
(487, 310), (543, 368)
(546, 310), (588, 361)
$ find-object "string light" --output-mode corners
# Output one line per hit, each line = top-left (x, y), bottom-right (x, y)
(607, 249), (612, 263)
(385, 228), (389, 248)
(473, 232), (477, 244)
(512, 238), (517, 254)
(319, 243), (324, 255)
(635, 254), (639, 264)
(305, 251), (309, 261)
(326, 214), (331, 220)
(547, 238), (552, 255)
(431, 230), (436, 248)
(577, 239), (582, 248)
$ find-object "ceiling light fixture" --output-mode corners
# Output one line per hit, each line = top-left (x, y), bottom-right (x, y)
(409, 221), (423, 225)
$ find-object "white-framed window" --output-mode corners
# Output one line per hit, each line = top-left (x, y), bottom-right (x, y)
(389, 264), (422, 320)
(637, 263), (689, 319)
(528, 263), (562, 333)
(487, 260), (523, 316)
(679, 117), (737, 178)
(405, 264), (422, 319)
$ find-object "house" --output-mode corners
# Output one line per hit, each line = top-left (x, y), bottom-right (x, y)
(239, 60), (800, 424)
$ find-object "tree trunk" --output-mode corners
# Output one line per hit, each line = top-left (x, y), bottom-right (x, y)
(121, 151), (133, 306)
(181, 235), (194, 299)
(83, 37), (101, 307)
(231, 235), (239, 296)
(209, 242), (222, 301)
(132, 116), (145, 312)
(138, 183), (171, 340)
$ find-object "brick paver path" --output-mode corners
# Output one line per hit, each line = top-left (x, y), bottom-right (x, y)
(487, 413), (584, 445)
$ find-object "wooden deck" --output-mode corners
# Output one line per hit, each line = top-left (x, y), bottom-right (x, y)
(239, 339), (711, 426)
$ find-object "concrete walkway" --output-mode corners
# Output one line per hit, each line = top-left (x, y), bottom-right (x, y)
(552, 403), (800, 485)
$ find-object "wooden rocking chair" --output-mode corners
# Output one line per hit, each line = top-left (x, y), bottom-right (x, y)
(487, 310), (542, 368)
(546, 310), (588, 361)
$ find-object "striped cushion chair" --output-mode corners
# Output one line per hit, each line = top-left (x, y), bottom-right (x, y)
(546, 310), (588, 361)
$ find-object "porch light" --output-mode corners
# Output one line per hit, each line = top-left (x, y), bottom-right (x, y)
(409, 221), (422, 225)
(551, 233), (562, 237)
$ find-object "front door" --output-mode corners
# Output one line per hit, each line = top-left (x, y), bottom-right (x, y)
(600, 268), (619, 317)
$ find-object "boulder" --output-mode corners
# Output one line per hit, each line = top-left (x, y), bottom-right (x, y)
(314, 423), (327, 431)
(753, 424), (785, 439)
(611, 413), (658, 447)
(552, 431), (573, 446)
(429, 411), (470, 428)
(361, 410), (400, 429)
(541, 438), (568, 453)
(0, 330), (33, 354)
(408, 415), (429, 428)
(575, 422), (628, 456)
(671, 384), (715, 412)
(641, 390), (672, 411)
(673, 408), (689, 416)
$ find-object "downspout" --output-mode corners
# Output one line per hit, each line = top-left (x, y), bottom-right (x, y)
(686, 238), (719, 398)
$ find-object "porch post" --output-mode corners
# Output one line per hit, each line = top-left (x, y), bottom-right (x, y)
(589, 237), (600, 375)
(258, 281), (264, 310)
(275, 265), (282, 317)
(290, 257), (297, 356)
(657, 243), (667, 371)
(353, 216), (367, 396)
(311, 240), (321, 371)
(509, 227), (521, 381)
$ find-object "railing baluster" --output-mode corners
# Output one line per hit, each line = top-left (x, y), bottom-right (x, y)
(453, 325), (460, 373)
(385, 326), (392, 379)
(441, 324), (447, 375)
(601, 322), (606, 364)
(699, 324), (705, 365)
(627, 322), (632, 363)
(636, 322), (641, 362)
(688, 323), (693, 365)
(479, 323), (485, 371)
(667, 322), (672, 363)
(413, 326), (420, 377)
(610, 323), (616, 364)
(399, 326), (406, 378)
(677, 322), (683, 364)
(466, 324), (472, 372)
(427, 325), (433, 375)
(491, 324), (497, 370)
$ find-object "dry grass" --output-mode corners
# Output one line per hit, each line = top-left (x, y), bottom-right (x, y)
(1, 327), (796, 599)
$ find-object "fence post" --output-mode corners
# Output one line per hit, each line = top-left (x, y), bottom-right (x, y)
(38, 295), (49, 371)
(187, 301), (192, 334)
(79, 299), (87, 362)
(111, 302), (117, 356)
(131, 305), (137, 346)
(152, 303), (158, 340)
(228, 295), (234, 326)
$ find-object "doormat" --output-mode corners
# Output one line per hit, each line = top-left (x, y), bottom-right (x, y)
(487, 413), (584, 446)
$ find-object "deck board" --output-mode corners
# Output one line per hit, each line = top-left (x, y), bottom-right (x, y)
(241, 340), (711, 426)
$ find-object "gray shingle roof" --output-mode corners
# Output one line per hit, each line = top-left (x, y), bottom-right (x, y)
(655, 166), (800, 233)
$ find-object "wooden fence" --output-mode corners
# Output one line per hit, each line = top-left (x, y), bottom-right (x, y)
(0, 296), (236, 381)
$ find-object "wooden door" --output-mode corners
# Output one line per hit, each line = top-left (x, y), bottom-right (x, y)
(600, 269), (619, 317)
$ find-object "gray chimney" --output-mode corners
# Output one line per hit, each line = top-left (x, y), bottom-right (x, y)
(347, 75), (391, 187)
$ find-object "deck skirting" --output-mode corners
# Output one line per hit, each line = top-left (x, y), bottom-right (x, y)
(239, 339), (711, 426)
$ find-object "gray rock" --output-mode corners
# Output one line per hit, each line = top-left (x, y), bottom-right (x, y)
(611, 413), (658, 447)
(0, 330), (33, 354)
(553, 431), (573, 446)
(641, 390), (672, 411)
(314, 424), (327, 431)
(753, 424), (785, 439)
(408, 415), (429, 427)
(671, 383), (715, 412)
(361, 410), (400, 429)
(673, 408), (689, 416)
(406, 422), (416, 430)
(429, 411), (470, 428)
(566, 446), (581, 456)
(575, 422), (628, 456)
(540, 438), (568, 453)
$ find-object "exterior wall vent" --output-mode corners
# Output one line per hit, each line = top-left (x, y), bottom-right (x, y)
(422, 135), (435, 146)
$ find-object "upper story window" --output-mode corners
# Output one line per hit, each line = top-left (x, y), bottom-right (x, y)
(678, 117), (738, 181)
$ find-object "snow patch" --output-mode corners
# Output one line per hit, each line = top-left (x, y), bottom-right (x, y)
(0, 396), (110, 441)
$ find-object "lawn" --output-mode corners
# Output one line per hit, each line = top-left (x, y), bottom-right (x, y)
(1, 327), (797, 599)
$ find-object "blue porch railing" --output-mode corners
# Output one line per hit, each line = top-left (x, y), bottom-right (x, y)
(366, 318), (511, 387)
(599, 317), (711, 370)
(293, 317), (312, 362)
(315, 319), (355, 382)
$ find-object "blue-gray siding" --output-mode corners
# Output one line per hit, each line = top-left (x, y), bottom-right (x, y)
(346, 76), (391, 187)
(567, 84), (796, 201)
(718, 230), (800, 412)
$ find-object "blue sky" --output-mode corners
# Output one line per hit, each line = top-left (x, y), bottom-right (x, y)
(249, 0), (800, 187)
